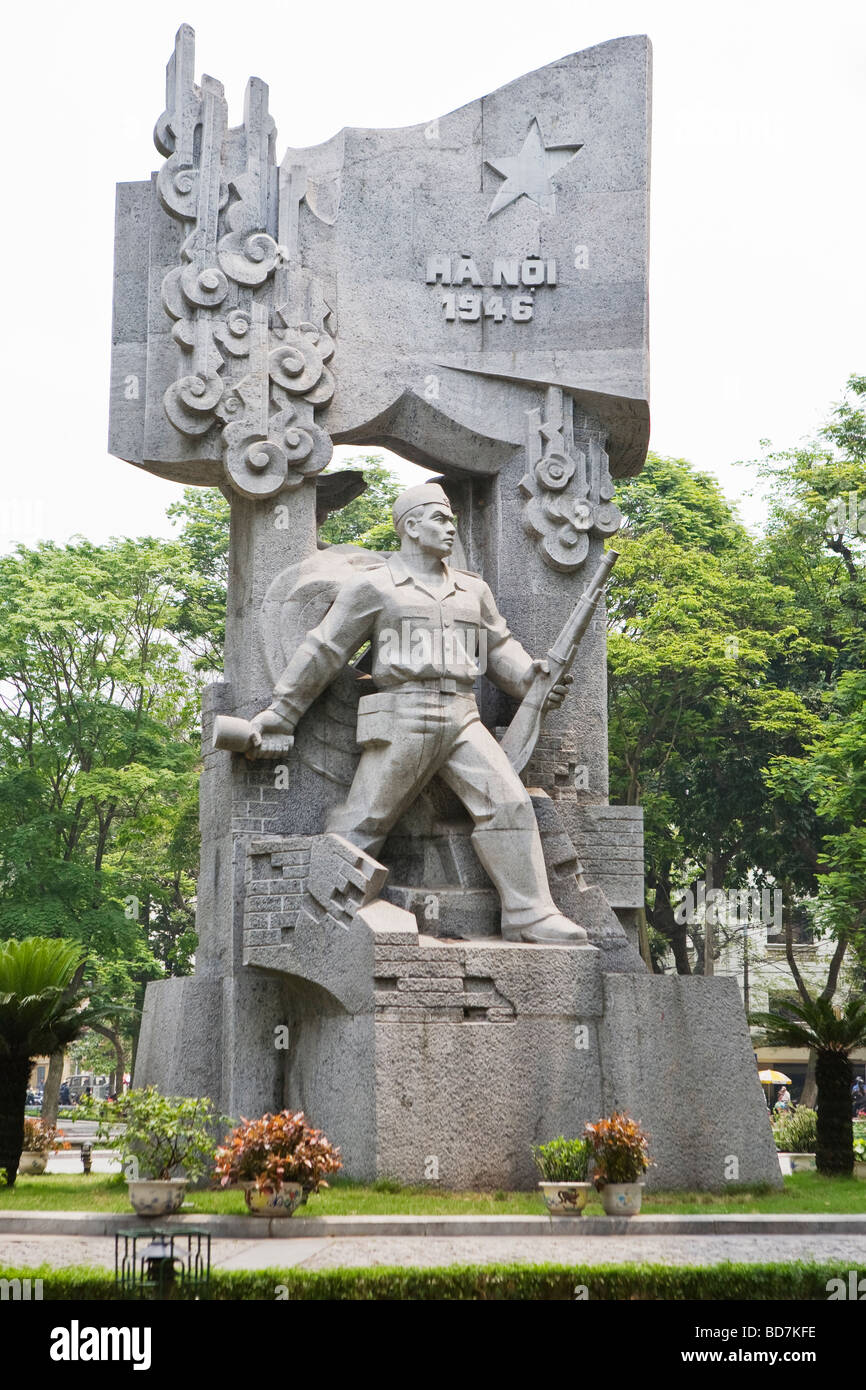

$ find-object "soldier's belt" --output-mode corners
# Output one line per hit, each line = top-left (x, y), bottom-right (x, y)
(389, 678), (475, 696)
(356, 682), (475, 747)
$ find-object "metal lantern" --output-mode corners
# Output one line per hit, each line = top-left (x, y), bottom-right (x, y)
(115, 1228), (211, 1299)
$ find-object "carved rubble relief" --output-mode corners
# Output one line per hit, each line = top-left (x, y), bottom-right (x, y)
(245, 835), (388, 940)
(155, 24), (335, 498)
(244, 836), (516, 1020)
(520, 386), (622, 572)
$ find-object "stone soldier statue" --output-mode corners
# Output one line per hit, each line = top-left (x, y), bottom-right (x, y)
(250, 482), (586, 944)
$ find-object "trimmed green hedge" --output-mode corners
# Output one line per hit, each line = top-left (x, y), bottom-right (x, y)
(1, 1261), (861, 1301)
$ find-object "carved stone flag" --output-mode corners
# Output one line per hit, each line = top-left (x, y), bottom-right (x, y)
(110, 26), (650, 558)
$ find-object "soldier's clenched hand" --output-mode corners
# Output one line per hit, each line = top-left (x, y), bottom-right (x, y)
(248, 707), (295, 751)
(528, 659), (574, 711)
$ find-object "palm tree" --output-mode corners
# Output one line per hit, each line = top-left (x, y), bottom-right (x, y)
(0, 938), (101, 1186)
(750, 996), (866, 1175)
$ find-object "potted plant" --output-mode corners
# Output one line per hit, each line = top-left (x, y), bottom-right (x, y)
(853, 1129), (866, 1180)
(585, 1111), (652, 1215)
(97, 1086), (222, 1217)
(532, 1136), (593, 1215)
(214, 1110), (342, 1216)
(772, 1106), (817, 1174)
(17, 1118), (70, 1175)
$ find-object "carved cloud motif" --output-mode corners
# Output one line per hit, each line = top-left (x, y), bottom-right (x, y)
(520, 387), (622, 572)
(154, 25), (335, 499)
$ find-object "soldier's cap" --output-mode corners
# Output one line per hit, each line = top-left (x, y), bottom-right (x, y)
(392, 481), (453, 528)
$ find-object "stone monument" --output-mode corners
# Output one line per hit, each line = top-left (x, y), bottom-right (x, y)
(114, 25), (781, 1188)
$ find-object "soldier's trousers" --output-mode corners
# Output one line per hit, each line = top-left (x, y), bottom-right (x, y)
(326, 688), (560, 935)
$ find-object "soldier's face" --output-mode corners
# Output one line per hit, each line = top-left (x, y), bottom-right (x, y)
(407, 505), (456, 557)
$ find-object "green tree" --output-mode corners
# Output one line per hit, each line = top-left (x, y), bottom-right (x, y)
(752, 376), (865, 941)
(608, 454), (821, 973)
(751, 373), (865, 677)
(0, 537), (202, 1076)
(767, 670), (866, 973)
(745, 376), (866, 1094)
(165, 488), (231, 672)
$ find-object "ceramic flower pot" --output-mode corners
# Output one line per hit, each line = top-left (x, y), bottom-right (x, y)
(599, 1182), (645, 1216)
(786, 1153), (817, 1173)
(127, 1179), (188, 1217)
(539, 1181), (593, 1215)
(853, 1160), (866, 1181)
(17, 1151), (48, 1176)
(243, 1182), (305, 1217)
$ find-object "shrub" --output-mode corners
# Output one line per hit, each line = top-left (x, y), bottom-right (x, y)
(531, 1136), (591, 1182)
(214, 1110), (342, 1194)
(585, 1112), (652, 1187)
(1, 1261), (863, 1301)
(772, 1106), (818, 1154)
(96, 1087), (223, 1183)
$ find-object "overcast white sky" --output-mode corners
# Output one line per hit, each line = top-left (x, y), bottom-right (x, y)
(2, 0), (863, 549)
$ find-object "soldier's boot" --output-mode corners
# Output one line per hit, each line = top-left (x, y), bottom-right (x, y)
(519, 913), (587, 944)
(470, 825), (587, 945)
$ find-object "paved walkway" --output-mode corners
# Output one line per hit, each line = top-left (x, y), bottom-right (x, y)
(2, 1231), (866, 1272)
(44, 1152), (119, 1175)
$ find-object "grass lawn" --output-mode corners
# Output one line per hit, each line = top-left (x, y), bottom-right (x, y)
(1, 1171), (865, 1215)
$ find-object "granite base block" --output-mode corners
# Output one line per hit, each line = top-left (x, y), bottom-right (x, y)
(135, 926), (781, 1190)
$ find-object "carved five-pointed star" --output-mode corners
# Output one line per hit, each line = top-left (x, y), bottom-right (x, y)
(485, 117), (583, 220)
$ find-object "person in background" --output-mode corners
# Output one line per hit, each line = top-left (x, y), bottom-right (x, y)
(774, 1085), (791, 1113)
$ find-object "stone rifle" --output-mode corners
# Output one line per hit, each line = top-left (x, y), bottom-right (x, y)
(500, 549), (619, 776)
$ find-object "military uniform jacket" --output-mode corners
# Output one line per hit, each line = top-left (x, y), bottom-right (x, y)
(270, 552), (534, 730)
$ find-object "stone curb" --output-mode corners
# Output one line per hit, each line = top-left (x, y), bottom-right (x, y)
(2, 1212), (866, 1239)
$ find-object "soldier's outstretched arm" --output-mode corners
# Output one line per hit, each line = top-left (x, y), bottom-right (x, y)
(254, 575), (382, 737)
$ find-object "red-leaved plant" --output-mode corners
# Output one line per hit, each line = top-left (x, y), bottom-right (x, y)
(214, 1110), (342, 1195)
(22, 1118), (70, 1156)
(584, 1111), (652, 1188)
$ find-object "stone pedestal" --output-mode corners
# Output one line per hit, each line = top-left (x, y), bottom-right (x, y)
(136, 881), (780, 1189)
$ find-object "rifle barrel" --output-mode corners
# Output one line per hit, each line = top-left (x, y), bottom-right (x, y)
(500, 548), (619, 774)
